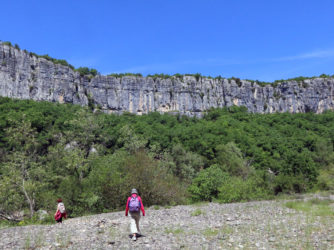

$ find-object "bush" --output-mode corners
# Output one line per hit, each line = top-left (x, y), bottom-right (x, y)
(194, 73), (201, 82)
(273, 174), (309, 194)
(16, 213), (54, 226)
(76, 67), (99, 77)
(173, 73), (183, 80)
(184, 73), (202, 81)
(316, 166), (334, 190)
(2, 41), (12, 46)
(191, 208), (203, 216)
(231, 77), (242, 87)
(124, 151), (187, 206)
(34, 54), (75, 69)
(218, 175), (270, 203)
(163, 144), (204, 182)
(147, 73), (171, 80)
(215, 142), (251, 179)
(108, 73), (142, 78)
(188, 164), (229, 202)
(85, 151), (129, 211)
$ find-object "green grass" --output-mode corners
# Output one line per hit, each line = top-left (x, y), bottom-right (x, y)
(34, 233), (45, 248)
(0, 220), (18, 229)
(164, 227), (184, 234)
(0, 213), (55, 229)
(285, 198), (334, 216)
(191, 208), (204, 216)
(202, 228), (219, 237)
(23, 233), (45, 249)
(275, 193), (304, 201)
(109, 226), (116, 237)
(56, 233), (71, 248)
(24, 234), (32, 250)
(190, 201), (209, 207)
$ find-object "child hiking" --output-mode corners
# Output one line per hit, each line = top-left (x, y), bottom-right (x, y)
(54, 198), (67, 223)
(125, 188), (145, 241)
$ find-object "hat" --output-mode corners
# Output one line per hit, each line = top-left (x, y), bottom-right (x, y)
(57, 198), (62, 203)
(131, 188), (138, 194)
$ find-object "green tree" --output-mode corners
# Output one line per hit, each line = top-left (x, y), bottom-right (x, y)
(76, 67), (90, 76)
(0, 118), (46, 219)
(216, 142), (252, 178)
(0, 173), (25, 221)
(218, 174), (271, 203)
(48, 140), (91, 216)
(188, 164), (229, 202)
(64, 109), (104, 154)
(116, 124), (147, 153)
(162, 144), (204, 182)
(86, 151), (128, 211)
(124, 150), (187, 206)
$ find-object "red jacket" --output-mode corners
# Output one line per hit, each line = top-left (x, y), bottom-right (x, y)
(125, 194), (145, 216)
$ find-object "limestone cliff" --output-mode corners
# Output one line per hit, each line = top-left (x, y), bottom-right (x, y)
(1, 42), (333, 116)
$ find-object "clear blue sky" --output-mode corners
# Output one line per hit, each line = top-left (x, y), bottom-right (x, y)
(1, 0), (334, 81)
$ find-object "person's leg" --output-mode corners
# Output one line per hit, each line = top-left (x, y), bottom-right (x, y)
(134, 213), (141, 234)
(129, 212), (138, 240)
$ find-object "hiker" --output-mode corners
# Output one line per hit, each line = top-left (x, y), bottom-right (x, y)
(125, 188), (145, 241)
(54, 198), (67, 223)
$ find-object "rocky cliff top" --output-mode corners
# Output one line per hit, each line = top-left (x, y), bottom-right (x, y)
(1, 42), (334, 116)
(1, 196), (333, 249)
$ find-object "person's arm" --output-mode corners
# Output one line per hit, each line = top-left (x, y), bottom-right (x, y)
(54, 204), (59, 216)
(139, 196), (145, 216)
(125, 197), (130, 216)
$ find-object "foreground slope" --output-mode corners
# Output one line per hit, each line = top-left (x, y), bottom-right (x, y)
(1, 197), (333, 249)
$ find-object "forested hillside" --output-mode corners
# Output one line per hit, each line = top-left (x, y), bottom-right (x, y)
(0, 97), (333, 223)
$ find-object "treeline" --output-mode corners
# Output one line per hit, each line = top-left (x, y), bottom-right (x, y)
(107, 72), (334, 87)
(0, 97), (333, 223)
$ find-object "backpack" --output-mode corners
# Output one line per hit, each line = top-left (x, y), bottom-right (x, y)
(58, 202), (66, 213)
(129, 196), (141, 212)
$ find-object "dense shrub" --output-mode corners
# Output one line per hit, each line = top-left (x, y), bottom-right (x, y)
(147, 73), (171, 80)
(188, 165), (230, 202)
(218, 175), (271, 203)
(316, 166), (334, 190)
(107, 73), (142, 78)
(76, 67), (98, 77)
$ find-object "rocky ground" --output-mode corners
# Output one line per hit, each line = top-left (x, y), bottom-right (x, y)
(1, 195), (333, 249)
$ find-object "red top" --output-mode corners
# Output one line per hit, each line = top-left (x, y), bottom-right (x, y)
(125, 194), (145, 216)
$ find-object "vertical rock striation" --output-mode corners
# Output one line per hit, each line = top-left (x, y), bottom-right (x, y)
(0, 42), (333, 116)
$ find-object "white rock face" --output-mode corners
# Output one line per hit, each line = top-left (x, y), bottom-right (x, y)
(1, 42), (334, 116)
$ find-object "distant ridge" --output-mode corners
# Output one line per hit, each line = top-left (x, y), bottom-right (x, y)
(1, 41), (334, 116)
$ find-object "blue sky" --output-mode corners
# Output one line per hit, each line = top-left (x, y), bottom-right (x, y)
(1, 0), (334, 81)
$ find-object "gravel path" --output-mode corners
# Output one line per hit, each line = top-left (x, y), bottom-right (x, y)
(1, 198), (333, 249)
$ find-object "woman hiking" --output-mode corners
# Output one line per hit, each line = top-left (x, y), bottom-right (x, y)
(125, 188), (145, 241)
(54, 198), (67, 223)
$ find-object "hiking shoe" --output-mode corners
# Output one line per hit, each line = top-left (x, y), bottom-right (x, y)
(132, 235), (137, 241)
